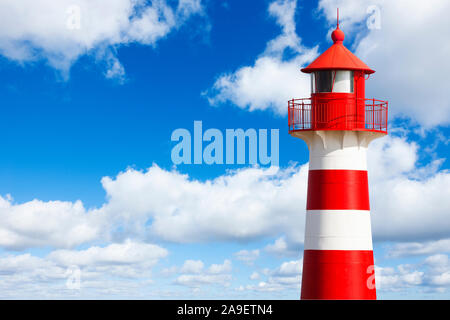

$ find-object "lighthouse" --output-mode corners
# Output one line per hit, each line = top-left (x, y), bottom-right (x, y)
(288, 12), (388, 299)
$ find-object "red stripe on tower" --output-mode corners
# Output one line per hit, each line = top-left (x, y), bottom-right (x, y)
(301, 250), (376, 300)
(307, 170), (370, 210)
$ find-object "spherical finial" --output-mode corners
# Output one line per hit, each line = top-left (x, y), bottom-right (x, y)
(331, 8), (344, 43)
(331, 27), (345, 43)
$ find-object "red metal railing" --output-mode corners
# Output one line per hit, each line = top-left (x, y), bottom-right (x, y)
(288, 97), (388, 134)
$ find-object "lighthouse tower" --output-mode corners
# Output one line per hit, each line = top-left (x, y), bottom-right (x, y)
(288, 12), (388, 299)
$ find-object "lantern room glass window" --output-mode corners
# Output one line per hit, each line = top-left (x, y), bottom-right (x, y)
(311, 70), (354, 93)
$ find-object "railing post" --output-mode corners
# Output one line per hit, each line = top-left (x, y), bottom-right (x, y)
(288, 99), (291, 130)
(302, 100), (305, 129)
(386, 101), (388, 132)
(372, 98), (375, 130)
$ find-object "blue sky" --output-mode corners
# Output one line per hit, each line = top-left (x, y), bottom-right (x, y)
(0, 0), (449, 299)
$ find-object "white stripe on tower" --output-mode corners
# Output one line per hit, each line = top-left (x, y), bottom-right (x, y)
(307, 130), (369, 170)
(304, 210), (373, 251)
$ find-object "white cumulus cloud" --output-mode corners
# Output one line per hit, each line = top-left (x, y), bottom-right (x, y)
(239, 259), (302, 293)
(386, 239), (450, 258)
(0, 0), (204, 79)
(0, 196), (103, 250)
(101, 164), (308, 244)
(376, 254), (450, 293)
(180, 260), (205, 274)
(48, 239), (168, 267)
(234, 249), (260, 265)
(174, 259), (232, 288)
(0, 239), (168, 298)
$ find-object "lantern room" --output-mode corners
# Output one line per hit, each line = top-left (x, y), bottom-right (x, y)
(288, 16), (387, 134)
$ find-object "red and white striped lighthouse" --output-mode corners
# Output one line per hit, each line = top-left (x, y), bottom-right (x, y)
(288, 11), (388, 300)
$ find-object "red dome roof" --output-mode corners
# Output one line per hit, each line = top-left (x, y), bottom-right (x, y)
(301, 26), (375, 75)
